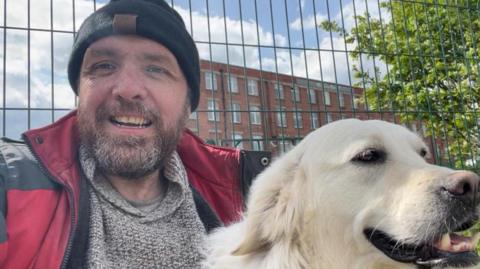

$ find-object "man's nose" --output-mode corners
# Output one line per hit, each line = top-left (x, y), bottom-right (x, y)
(111, 66), (147, 100)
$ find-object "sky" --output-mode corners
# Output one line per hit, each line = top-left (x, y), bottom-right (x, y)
(0, 0), (389, 138)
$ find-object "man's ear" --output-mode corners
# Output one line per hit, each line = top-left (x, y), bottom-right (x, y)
(232, 148), (307, 256)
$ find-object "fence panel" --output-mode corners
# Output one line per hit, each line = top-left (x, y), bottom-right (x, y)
(0, 0), (478, 172)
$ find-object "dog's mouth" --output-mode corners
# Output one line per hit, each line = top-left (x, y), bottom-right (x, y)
(364, 221), (480, 268)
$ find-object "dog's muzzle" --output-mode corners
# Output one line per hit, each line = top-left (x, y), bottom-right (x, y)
(365, 171), (480, 268)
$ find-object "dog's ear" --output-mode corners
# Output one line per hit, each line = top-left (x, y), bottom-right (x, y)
(232, 148), (307, 256)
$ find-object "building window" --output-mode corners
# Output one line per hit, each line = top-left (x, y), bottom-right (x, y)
(339, 94), (345, 107)
(278, 139), (293, 154)
(353, 96), (360, 109)
(249, 105), (261, 125)
(252, 135), (264, 151)
(247, 79), (259, 96)
(293, 110), (303, 129)
(207, 99), (220, 122)
(274, 83), (284, 99)
(227, 75), (238, 93)
(310, 113), (319, 129)
(326, 112), (333, 123)
(308, 88), (317, 104)
(230, 103), (241, 123)
(208, 129), (221, 136)
(189, 111), (198, 120)
(291, 86), (300, 102)
(276, 106), (287, 127)
(324, 91), (331, 105)
(205, 71), (217, 90)
(232, 133), (243, 149)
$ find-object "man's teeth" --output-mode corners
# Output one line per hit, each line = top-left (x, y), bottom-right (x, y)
(434, 232), (480, 253)
(113, 116), (149, 126)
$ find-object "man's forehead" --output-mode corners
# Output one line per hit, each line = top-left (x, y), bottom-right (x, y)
(84, 36), (177, 62)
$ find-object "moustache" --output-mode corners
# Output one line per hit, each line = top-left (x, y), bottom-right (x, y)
(95, 98), (161, 126)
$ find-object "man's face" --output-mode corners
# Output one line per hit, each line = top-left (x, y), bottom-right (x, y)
(77, 35), (190, 179)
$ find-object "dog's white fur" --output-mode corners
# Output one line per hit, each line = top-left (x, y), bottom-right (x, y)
(204, 119), (480, 269)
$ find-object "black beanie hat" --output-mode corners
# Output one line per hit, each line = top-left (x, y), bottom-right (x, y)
(68, 0), (200, 111)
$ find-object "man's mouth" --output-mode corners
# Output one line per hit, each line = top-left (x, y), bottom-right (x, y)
(109, 116), (153, 128)
(364, 221), (480, 268)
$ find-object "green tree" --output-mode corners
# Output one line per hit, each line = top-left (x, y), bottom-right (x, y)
(322, 0), (480, 250)
(326, 0), (479, 170)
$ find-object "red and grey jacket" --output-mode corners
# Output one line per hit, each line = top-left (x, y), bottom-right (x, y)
(0, 111), (270, 269)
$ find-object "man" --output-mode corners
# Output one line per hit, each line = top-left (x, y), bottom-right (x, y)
(0, 0), (269, 268)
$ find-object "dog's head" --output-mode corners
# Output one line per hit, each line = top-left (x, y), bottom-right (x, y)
(234, 119), (480, 268)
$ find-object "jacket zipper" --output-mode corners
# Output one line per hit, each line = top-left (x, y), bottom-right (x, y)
(23, 134), (77, 269)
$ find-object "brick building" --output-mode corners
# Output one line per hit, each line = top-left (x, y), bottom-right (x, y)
(187, 60), (440, 159)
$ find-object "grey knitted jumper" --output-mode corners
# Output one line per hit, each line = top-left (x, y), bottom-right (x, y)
(79, 147), (206, 269)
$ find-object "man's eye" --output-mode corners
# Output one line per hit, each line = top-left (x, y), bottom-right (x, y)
(85, 62), (116, 76)
(146, 66), (168, 74)
(93, 62), (116, 71)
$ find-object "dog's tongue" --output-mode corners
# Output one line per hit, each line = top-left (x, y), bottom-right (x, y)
(433, 233), (480, 253)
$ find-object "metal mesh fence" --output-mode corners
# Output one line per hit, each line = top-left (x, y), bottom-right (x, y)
(0, 0), (478, 170)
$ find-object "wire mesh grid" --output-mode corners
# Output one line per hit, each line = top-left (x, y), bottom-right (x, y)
(0, 0), (478, 170)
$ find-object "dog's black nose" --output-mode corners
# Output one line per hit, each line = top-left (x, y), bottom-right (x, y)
(443, 171), (480, 206)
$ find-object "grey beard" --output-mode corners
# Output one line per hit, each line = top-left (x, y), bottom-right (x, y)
(90, 134), (170, 179)
(77, 98), (188, 180)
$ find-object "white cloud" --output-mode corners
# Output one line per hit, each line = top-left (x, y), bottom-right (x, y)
(286, 0), (391, 85)
(4, 0), (96, 31)
(27, 75), (75, 109)
(175, 7), (289, 71)
(274, 34), (288, 47)
(5, 0), (28, 28)
(177, 8), (284, 47)
(259, 36), (355, 85)
(0, 0), (88, 109)
(4, 74), (29, 108)
(31, 77), (76, 109)
(335, 0), (390, 84)
(179, 4), (359, 86)
(337, 0), (391, 32)
(4, 31), (28, 76)
(2, 16), (76, 109)
(290, 13), (327, 31)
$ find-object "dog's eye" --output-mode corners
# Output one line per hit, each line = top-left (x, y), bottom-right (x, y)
(352, 148), (386, 164)
(420, 148), (428, 158)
